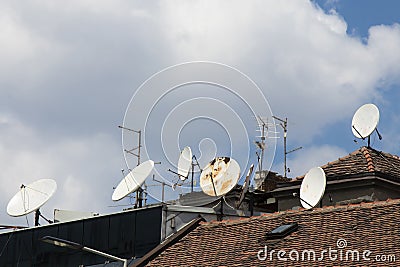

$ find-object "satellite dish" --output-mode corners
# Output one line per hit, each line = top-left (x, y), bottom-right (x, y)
(236, 164), (254, 209)
(112, 160), (154, 201)
(200, 157), (241, 197)
(7, 179), (57, 217)
(300, 167), (326, 210)
(178, 146), (192, 180)
(351, 103), (380, 139)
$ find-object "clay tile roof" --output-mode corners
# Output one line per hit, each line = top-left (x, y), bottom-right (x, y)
(295, 146), (400, 181)
(146, 199), (400, 267)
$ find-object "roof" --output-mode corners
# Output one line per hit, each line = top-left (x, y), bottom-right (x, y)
(255, 170), (291, 191)
(294, 146), (400, 181)
(146, 199), (400, 266)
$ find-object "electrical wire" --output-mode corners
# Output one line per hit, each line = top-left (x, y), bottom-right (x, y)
(0, 231), (13, 257)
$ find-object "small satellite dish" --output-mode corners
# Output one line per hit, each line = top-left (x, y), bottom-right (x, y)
(351, 103), (380, 139)
(112, 160), (154, 201)
(236, 164), (254, 209)
(200, 157), (241, 197)
(178, 146), (192, 180)
(7, 179), (57, 217)
(300, 167), (326, 210)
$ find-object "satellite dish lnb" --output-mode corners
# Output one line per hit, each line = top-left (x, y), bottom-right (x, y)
(300, 167), (326, 210)
(351, 103), (380, 139)
(112, 160), (154, 201)
(7, 179), (57, 217)
(178, 146), (192, 180)
(200, 157), (241, 197)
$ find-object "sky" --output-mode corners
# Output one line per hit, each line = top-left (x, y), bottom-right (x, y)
(1, 0), (400, 227)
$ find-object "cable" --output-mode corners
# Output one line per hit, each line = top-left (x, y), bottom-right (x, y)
(0, 231), (13, 257)
(222, 196), (235, 210)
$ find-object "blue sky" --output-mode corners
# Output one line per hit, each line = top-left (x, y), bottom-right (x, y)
(0, 0), (400, 226)
(315, 0), (400, 38)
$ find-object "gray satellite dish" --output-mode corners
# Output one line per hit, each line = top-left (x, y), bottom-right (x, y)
(236, 164), (254, 209)
(300, 167), (326, 210)
(178, 146), (192, 180)
(112, 160), (154, 201)
(200, 157), (241, 197)
(7, 179), (57, 217)
(352, 103), (380, 139)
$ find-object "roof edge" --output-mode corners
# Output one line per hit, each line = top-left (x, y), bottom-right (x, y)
(131, 216), (206, 267)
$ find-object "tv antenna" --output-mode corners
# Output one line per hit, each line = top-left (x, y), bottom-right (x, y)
(168, 146), (202, 192)
(119, 125), (146, 206)
(293, 167), (326, 210)
(7, 179), (57, 226)
(151, 174), (172, 203)
(112, 160), (154, 208)
(255, 116), (278, 171)
(351, 103), (382, 147)
(272, 115), (302, 178)
(119, 126), (141, 166)
(200, 157), (241, 221)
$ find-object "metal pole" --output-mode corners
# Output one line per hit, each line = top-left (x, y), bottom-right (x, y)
(260, 123), (265, 172)
(191, 160), (194, 192)
(82, 247), (128, 267)
(137, 130), (141, 166)
(283, 118), (287, 178)
(161, 182), (165, 203)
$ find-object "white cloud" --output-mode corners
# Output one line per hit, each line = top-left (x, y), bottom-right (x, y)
(285, 144), (348, 178)
(0, 113), (123, 226)
(1, 0), (400, 224)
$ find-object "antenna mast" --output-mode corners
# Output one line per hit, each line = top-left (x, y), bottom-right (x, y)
(272, 116), (302, 178)
(118, 126), (143, 207)
(118, 126), (141, 166)
(256, 116), (268, 171)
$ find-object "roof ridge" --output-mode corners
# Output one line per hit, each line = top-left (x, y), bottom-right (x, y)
(361, 146), (375, 172)
(294, 146), (366, 180)
(200, 198), (400, 227)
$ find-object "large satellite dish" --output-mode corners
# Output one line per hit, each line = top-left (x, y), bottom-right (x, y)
(200, 157), (241, 197)
(300, 167), (326, 210)
(112, 160), (154, 201)
(7, 179), (57, 217)
(351, 103), (380, 139)
(178, 146), (192, 180)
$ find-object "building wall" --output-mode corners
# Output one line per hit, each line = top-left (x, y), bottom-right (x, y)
(0, 206), (162, 267)
(276, 181), (400, 211)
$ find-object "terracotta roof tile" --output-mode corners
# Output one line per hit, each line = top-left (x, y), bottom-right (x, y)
(294, 146), (400, 181)
(147, 199), (400, 267)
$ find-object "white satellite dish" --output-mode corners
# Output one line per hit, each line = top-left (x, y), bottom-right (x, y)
(200, 157), (241, 197)
(112, 160), (154, 201)
(300, 167), (326, 210)
(178, 146), (192, 180)
(7, 179), (57, 217)
(351, 103), (380, 139)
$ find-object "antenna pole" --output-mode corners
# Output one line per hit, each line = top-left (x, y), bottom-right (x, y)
(153, 174), (172, 203)
(137, 130), (141, 166)
(119, 126), (142, 207)
(191, 159), (194, 192)
(273, 116), (288, 177)
(256, 116), (268, 172)
(118, 126), (142, 166)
